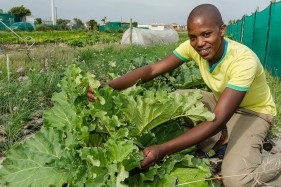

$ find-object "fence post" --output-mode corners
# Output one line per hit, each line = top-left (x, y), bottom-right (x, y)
(240, 16), (245, 43)
(251, 12), (257, 51)
(6, 54), (10, 81)
(264, 1), (273, 67)
(129, 18), (132, 46)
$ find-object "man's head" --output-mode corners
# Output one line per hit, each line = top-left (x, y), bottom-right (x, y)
(187, 4), (226, 64)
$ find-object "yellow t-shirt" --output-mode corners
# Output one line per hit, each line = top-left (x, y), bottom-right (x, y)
(173, 38), (276, 116)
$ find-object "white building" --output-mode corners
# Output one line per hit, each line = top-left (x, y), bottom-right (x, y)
(25, 16), (35, 27)
(149, 24), (170, 30)
(138, 23), (170, 30)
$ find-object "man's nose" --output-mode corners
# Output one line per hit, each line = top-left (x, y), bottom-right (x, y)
(197, 37), (206, 47)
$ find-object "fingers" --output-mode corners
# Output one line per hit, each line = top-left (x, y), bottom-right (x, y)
(100, 82), (108, 87)
(87, 92), (96, 102)
(88, 86), (94, 94)
(143, 147), (150, 157)
(140, 149), (156, 170)
(140, 144), (167, 170)
(87, 86), (96, 102)
(141, 158), (155, 170)
(87, 82), (109, 102)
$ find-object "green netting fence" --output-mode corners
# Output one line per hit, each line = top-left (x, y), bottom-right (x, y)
(227, 1), (281, 76)
(0, 14), (21, 30)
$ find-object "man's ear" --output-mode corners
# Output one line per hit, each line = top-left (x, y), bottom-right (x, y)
(220, 24), (226, 36)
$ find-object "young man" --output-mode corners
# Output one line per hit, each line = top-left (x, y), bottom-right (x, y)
(87, 4), (281, 186)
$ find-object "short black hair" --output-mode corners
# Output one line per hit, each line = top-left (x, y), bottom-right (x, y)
(187, 4), (224, 27)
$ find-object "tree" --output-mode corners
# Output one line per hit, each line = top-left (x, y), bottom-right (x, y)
(132, 22), (138, 27)
(86, 19), (98, 30)
(35, 18), (42, 24)
(73, 18), (84, 27)
(57, 19), (69, 25)
(101, 16), (107, 25)
(8, 5), (31, 16)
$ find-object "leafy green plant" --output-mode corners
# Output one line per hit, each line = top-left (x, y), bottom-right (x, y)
(0, 64), (214, 186)
(0, 31), (122, 45)
(35, 24), (53, 32)
(65, 39), (84, 47)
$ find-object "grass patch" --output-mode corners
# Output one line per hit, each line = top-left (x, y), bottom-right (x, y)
(266, 71), (281, 137)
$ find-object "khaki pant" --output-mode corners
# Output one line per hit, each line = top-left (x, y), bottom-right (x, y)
(176, 89), (281, 187)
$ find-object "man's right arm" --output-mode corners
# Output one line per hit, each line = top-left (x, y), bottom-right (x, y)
(105, 53), (184, 90)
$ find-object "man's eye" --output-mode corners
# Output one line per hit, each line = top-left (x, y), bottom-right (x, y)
(189, 37), (196, 41)
(203, 33), (210, 37)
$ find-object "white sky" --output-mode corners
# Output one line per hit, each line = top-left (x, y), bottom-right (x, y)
(0, 0), (275, 24)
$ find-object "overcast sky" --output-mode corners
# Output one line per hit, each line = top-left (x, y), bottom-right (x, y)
(0, 0), (275, 24)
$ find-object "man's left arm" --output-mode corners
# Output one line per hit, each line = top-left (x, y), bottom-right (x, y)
(141, 88), (246, 170)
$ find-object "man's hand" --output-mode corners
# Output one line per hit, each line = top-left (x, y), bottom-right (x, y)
(141, 144), (167, 170)
(87, 86), (96, 102)
(87, 82), (108, 102)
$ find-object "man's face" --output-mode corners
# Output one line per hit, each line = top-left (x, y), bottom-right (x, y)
(187, 17), (226, 63)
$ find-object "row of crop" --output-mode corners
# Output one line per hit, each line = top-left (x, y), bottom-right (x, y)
(0, 31), (123, 46)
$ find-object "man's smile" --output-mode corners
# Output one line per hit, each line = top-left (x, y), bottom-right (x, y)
(198, 48), (211, 57)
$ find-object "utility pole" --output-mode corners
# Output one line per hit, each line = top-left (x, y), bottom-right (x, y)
(55, 7), (58, 22)
(51, 0), (56, 25)
(130, 18), (132, 46)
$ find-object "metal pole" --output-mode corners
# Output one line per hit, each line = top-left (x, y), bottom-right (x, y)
(264, 1), (273, 67)
(55, 7), (58, 24)
(251, 12), (257, 50)
(240, 16), (245, 43)
(51, 0), (56, 25)
(130, 18), (132, 46)
(6, 54), (10, 81)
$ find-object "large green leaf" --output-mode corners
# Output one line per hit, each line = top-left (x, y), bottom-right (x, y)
(0, 128), (69, 187)
(58, 64), (99, 104)
(122, 89), (214, 136)
(126, 150), (211, 187)
(172, 62), (205, 89)
(43, 92), (77, 128)
(164, 153), (211, 187)
(165, 167), (210, 187)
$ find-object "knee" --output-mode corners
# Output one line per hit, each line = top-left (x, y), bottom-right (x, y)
(221, 162), (253, 187)
(221, 167), (241, 187)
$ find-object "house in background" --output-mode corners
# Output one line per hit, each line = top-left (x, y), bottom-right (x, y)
(138, 23), (187, 32)
(170, 23), (187, 32)
(24, 16), (35, 27)
(148, 23), (170, 30)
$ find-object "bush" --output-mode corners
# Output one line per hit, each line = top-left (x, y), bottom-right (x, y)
(104, 29), (111, 33)
(65, 39), (84, 47)
(117, 28), (125, 33)
(35, 24), (69, 31)
(35, 24), (52, 31)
